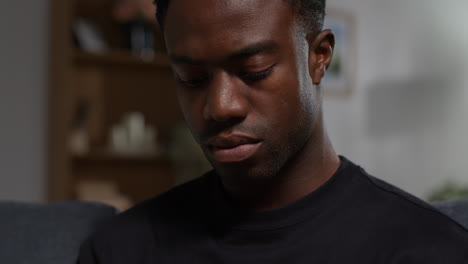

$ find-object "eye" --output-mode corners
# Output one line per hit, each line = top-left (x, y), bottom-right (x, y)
(239, 64), (276, 82)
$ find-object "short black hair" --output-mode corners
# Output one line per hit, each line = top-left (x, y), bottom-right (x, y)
(154, 0), (326, 33)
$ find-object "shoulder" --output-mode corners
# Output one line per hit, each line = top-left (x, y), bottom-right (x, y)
(359, 167), (466, 229)
(344, 158), (468, 250)
(85, 171), (214, 249)
(338, 158), (468, 260)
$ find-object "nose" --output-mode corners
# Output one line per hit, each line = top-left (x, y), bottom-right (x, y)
(203, 71), (248, 123)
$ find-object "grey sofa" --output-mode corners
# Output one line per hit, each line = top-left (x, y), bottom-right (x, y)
(0, 201), (117, 264)
(0, 199), (466, 264)
(432, 199), (468, 229)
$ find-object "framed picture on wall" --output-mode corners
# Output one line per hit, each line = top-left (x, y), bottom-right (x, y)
(322, 9), (356, 96)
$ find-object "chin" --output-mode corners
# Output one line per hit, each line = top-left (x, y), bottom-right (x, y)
(204, 137), (295, 182)
(211, 156), (284, 184)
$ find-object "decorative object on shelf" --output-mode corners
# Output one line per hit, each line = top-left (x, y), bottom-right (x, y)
(109, 111), (159, 155)
(113, 0), (159, 60)
(322, 9), (356, 96)
(69, 99), (90, 155)
(112, 0), (156, 23)
(73, 18), (108, 54)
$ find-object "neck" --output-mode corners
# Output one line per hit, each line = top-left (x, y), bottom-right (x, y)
(221, 123), (340, 210)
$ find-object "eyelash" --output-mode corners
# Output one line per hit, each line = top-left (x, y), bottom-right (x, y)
(176, 64), (276, 88)
(240, 64), (276, 82)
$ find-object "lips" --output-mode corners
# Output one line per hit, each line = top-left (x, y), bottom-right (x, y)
(206, 135), (262, 163)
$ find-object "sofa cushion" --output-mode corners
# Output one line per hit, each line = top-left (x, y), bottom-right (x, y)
(0, 201), (116, 264)
(432, 199), (468, 229)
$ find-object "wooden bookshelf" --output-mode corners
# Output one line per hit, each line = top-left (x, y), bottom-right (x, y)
(48, 0), (184, 207)
(73, 49), (171, 69)
(72, 150), (171, 165)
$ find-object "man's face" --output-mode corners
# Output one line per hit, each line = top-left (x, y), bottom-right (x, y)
(164, 0), (322, 181)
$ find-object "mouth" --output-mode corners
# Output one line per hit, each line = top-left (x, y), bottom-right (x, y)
(206, 135), (262, 163)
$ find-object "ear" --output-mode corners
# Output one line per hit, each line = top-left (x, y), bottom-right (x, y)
(307, 29), (335, 85)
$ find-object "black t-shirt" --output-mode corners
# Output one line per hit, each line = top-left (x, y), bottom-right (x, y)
(78, 157), (468, 263)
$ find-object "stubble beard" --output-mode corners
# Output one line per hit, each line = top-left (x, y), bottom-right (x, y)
(208, 114), (314, 188)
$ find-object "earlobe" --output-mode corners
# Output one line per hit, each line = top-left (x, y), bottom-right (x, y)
(308, 30), (335, 85)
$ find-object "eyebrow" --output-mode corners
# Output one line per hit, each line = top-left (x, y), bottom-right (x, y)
(169, 40), (279, 65)
(228, 41), (279, 60)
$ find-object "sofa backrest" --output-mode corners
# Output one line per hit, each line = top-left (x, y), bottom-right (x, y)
(432, 199), (468, 229)
(0, 201), (116, 264)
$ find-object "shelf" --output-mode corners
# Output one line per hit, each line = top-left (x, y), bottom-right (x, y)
(48, 0), (179, 201)
(72, 149), (173, 167)
(73, 49), (171, 69)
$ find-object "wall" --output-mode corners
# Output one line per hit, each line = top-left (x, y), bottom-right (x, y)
(324, 0), (468, 198)
(0, 0), (49, 201)
(0, 0), (466, 201)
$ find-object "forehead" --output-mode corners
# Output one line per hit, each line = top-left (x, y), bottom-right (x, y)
(164, 0), (296, 59)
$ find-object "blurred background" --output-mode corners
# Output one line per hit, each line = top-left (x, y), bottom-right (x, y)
(0, 0), (467, 209)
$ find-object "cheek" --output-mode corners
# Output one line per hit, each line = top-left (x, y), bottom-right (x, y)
(177, 88), (204, 140)
(255, 65), (305, 122)
(250, 64), (317, 145)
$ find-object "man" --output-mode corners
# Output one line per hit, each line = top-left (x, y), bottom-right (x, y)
(78, 0), (468, 263)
